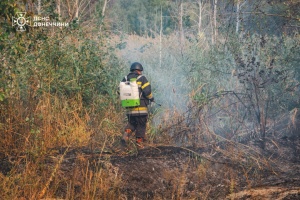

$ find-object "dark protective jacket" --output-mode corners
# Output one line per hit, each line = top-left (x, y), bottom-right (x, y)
(121, 72), (154, 116)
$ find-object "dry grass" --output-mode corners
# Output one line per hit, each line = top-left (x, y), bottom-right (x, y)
(0, 87), (296, 199)
(0, 88), (124, 199)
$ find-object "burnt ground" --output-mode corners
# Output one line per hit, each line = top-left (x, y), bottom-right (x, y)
(0, 134), (300, 199)
(109, 134), (300, 200)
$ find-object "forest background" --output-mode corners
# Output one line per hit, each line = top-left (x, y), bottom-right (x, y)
(0, 0), (299, 199)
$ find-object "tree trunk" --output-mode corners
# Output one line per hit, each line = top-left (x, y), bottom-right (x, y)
(160, 6), (162, 69)
(236, 0), (240, 33)
(179, 2), (184, 45)
(75, 0), (79, 20)
(213, 0), (218, 44)
(102, 0), (108, 18)
(100, 0), (108, 31)
(37, 0), (41, 15)
(198, 0), (202, 35)
(211, 11), (214, 44)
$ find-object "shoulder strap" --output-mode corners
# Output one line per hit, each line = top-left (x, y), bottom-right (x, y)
(136, 75), (144, 98)
(124, 75), (143, 82)
(137, 75), (144, 80)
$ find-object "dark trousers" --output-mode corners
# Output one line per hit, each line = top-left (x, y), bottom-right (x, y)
(125, 115), (148, 138)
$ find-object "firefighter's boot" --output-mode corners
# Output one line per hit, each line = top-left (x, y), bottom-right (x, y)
(136, 137), (144, 149)
(121, 129), (132, 146)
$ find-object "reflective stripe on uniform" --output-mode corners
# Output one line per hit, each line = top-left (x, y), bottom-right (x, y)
(136, 75), (144, 88)
(146, 93), (153, 99)
(126, 106), (148, 114)
(128, 107), (147, 111)
(141, 82), (150, 89)
(127, 110), (148, 114)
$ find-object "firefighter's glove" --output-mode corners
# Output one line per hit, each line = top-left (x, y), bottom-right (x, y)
(149, 101), (155, 108)
(150, 97), (155, 102)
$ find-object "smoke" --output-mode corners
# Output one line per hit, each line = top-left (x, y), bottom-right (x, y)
(116, 35), (190, 114)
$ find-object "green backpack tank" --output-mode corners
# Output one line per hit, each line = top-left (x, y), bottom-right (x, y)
(119, 75), (142, 108)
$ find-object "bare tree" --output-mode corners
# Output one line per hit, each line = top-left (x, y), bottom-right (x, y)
(236, 0), (247, 34)
(231, 36), (297, 149)
(236, 0), (240, 33)
(197, 0), (204, 35)
(160, 6), (163, 69)
(37, 0), (42, 15)
(57, 0), (98, 22)
(75, 0), (79, 19)
(168, 0), (186, 46)
(213, 0), (217, 44)
(179, 1), (184, 45)
(99, 0), (109, 31)
(187, 0), (209, 39)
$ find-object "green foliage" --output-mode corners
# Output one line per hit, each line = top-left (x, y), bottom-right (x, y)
(0, 5), (125, 160)
(193, 92), (209, 106)
(0, 92), (5, 102)
(1, 30), (123, 106)
(108, 0), (173, 36)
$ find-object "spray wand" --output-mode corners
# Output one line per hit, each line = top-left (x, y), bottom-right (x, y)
(152, 101), (161, 107)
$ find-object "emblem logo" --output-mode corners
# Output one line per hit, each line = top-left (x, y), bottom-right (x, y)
(12, 12), (31, 32)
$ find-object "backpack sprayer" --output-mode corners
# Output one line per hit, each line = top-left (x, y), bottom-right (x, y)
(119, 76), (161, 108)
(119, 77), (140, 108)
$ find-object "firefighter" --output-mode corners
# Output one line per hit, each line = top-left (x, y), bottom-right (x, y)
(121, 62), (154, 148)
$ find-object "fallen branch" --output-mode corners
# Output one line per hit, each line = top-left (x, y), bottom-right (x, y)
(37, 146), (69, 199)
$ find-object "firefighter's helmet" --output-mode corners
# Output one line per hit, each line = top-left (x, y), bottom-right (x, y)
(130, 62), (143, 71)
